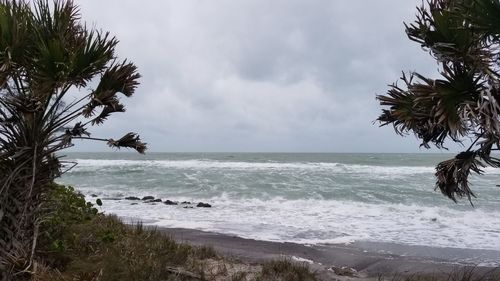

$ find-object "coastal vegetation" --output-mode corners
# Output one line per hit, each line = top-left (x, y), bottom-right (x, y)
(377, 0), (500, 203)
(31, 184), (319, 281)
(0, 0), (145, 278)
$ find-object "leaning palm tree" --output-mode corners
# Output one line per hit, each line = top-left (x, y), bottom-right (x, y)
(0, 1), (145, 278)
(377, 0), (500, 203)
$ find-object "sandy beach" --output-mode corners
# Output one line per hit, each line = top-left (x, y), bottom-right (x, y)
(158, 227), (500, 280)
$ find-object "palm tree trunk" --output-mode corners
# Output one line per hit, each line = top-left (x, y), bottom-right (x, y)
(0, 152), (49, 280)
(0, 187), (37, 280)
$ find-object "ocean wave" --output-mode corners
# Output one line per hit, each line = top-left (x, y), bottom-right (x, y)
(69, 159), (443, 175)
(87, 195), (500, 254)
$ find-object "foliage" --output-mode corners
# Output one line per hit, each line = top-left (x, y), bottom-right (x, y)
(377, 0), (500, 203)
(36, 183), (99, 267)
(32, 186), (220, 280)
(0, 0), (145, 278)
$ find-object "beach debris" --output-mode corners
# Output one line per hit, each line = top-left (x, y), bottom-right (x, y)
(330, 266), (358, 277)
(164, 200), (178, 205)
(196, 202), (212, 208)
(125, 196), (141, 200)
(165, 267), (202, 279)
(290, 255), (313, 264)
(142, 196), (155, 200)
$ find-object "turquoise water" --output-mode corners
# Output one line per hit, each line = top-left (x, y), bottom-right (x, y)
(58, 152), (500, 264)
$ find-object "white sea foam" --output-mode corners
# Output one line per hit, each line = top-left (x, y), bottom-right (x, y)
(72, 159), (440, 175)
(71, 158), (500, 175)
(87, 195), (500, 254)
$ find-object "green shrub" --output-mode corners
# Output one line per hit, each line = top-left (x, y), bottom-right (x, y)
(37, 183), (99, 267)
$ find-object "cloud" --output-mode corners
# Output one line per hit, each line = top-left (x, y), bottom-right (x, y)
(72, 0), (450, 152)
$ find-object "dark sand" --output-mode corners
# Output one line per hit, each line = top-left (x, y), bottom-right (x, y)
(157, 227), (500, 280)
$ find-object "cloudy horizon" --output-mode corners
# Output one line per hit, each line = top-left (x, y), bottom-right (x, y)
(69, 1), (463, 153)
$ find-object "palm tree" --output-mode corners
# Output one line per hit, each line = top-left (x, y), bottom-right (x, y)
(0, 1), (146, 278)
(377, 0), (500, 203)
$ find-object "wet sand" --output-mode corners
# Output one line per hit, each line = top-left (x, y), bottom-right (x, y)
(157, 227), (500, 280)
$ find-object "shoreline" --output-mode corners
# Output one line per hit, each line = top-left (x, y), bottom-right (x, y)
(154, 226), (500, 279)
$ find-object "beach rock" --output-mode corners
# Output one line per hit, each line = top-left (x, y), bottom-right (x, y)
(181, 201), (191, 204)
(330, 266), (358, 277)
(142, 196), (155, 200)
(164, 200), (178, 205)
(125, 196), (141, 200)
(145, 199), (162, 203)
(103, 197), (121, 201)
(196, 202), (212, 208)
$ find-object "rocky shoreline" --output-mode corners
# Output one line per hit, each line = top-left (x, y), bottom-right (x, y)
(91, 193), (212, 208)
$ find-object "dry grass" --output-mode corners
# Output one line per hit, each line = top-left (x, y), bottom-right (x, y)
(256, 259), (318, 281)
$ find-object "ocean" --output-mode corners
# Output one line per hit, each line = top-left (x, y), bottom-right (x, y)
(58, 152), (500, 265)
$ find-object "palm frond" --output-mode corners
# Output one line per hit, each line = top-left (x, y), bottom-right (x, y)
(405, 0), (491, 69)
(107, 132), (146, 154)
(91, 103), (125, 125)
(435, 151), (483, 203)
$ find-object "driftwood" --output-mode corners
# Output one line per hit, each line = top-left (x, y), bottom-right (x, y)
(165, 267), (202, 280)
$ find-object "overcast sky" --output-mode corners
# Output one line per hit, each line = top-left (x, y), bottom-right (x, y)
(71, 1), (457, 153)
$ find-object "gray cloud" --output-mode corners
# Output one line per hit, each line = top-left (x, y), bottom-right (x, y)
(71, 0), (457, 152)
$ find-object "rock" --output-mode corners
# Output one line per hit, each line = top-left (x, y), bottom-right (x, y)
(181, 201), (191, 204)
(125, 196), (141, 200)
(131, 203), (138, 205)
(103, 197), (121, 201)
(145, 199), (162, 203)
(330, 266), (358, 277)
(431, 218), (437, 222)
(183, 206), (194, 209)
(164, 200), (178, 205)
(91, 194), (98, 197)
(142, 196), (155, 200)
(196, 202), (212, 208)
